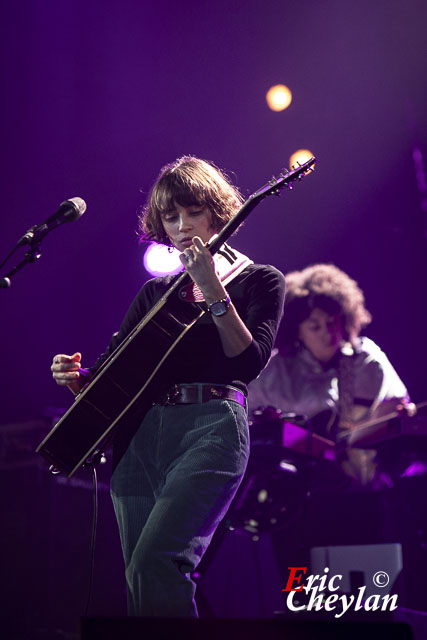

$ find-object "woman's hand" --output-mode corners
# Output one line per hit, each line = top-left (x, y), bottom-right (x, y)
(179, 236), (252, 357)
(179, 236), (225, 301)
(51, 352), (84, 395)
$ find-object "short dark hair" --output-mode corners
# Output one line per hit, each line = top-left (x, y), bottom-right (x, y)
(138, 156), (243, 245)
(280, 263), (372, 352)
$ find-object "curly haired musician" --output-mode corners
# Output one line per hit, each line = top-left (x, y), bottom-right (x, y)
(51, 156), (286, 617)
(248, 263), (411, 485)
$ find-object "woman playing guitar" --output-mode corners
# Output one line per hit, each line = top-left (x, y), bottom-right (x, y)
(50, 156), (286, 617)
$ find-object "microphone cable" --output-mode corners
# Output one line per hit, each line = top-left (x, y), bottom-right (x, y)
(84, 464), (99, 617)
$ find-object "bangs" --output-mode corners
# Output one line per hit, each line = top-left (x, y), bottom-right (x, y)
(311, 294), (342, 318)
(139, 155), (243, 244)
(151, 172), (206, 214)
(289, 293), (342, 327)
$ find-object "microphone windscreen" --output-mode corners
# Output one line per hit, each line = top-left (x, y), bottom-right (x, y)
(68, 197), (87, 218)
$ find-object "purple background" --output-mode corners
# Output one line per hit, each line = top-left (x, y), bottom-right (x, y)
(1, 0), (427, 631)
(2, 0), (427, 420)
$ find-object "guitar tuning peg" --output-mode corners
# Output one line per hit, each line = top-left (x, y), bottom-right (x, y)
(288, 182), (293, 190)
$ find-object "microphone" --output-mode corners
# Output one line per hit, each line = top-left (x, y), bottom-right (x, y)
(18, 197), (87, 246)
(43, 197), (86, 227)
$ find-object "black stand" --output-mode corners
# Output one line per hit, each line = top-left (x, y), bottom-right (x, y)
(0, 243), (43, 288)
(0, 225), (50, 289)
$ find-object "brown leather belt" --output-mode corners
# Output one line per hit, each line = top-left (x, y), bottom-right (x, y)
(157, 383), (246, 408)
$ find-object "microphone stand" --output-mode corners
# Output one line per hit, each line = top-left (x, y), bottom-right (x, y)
(0, 225), (50, 289)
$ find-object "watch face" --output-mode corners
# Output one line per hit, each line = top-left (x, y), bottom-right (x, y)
(210, 301), (228, 317)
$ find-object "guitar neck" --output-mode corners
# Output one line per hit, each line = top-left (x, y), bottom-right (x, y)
(207, 167), (312, 255)
(207, 194), (265, 255)
(143, 159), (316, 316)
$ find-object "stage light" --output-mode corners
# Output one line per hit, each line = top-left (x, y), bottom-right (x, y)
(279, 460), (297, 474)
(257, 489), (268, 503)
(289, 148), (314, 169)
(266, 84), (292, 112)
(143, 242), (183, 277)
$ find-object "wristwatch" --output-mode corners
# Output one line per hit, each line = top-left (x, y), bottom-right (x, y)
(208, 295), (231, 317)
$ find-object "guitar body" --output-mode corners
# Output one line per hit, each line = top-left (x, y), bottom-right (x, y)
(37, 291), (204, 476)
(36, 157), (316, 477)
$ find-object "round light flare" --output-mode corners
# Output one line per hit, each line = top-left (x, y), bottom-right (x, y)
(289, 148), (314, 169)
(266, 84), (292, 112)
(143, 243), (183, 277)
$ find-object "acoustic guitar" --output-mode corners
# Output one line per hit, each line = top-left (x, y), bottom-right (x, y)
(36, 157), (316, 476)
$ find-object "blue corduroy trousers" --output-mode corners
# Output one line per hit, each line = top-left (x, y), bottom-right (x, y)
(110, 396), (249, 617)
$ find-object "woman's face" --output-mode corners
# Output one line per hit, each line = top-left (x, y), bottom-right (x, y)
(298, 307), (344, 363)
(161, 203), (217, 252)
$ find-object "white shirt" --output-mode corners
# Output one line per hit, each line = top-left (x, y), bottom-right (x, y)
(248, 337), (409, 426)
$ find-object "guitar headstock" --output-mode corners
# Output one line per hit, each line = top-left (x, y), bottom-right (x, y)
(207, 156), (316, 255)
(251, 156), (316, 201)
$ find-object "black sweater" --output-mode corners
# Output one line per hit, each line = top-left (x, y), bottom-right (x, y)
(90, 263), (285, 466)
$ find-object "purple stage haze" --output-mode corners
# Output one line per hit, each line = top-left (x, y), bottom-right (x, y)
(1, 0), (427, 633)
(2, 1), (427, 420)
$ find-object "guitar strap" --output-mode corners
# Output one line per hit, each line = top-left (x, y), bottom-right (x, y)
(178, 242), (254, 303)
(336, 343), (377, 484)
(337, 343), (355, 431)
